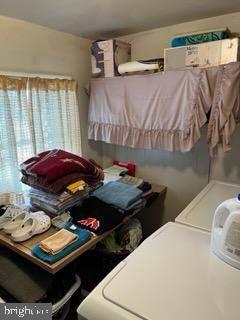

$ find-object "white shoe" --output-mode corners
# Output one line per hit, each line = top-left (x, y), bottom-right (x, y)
(0, 205), (27, 229)
(11, 212), (51, 243)
(3, 211), (29, 234)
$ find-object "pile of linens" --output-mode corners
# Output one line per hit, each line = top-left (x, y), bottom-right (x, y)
(17, 152), (159, 265)
(32, 222), (91, 264)
(70, 176), (156, 235)
(20, 149), (104, 215)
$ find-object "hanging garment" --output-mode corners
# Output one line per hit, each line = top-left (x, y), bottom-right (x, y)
(88, 62), (240, 156)
(88, 67), (212, 152)
(207, 62), (240, 156)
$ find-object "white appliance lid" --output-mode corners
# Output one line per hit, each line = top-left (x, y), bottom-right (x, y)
(176, 180), (240, 231)
(102, 223), (240, 320)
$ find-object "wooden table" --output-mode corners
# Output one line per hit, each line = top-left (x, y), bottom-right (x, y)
(0, 184), (166, 274)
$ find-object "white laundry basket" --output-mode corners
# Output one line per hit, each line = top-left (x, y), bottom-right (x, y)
(0, 192), (24, 206)
(52, 274), (81, 318)
(0, 275), (81, 320)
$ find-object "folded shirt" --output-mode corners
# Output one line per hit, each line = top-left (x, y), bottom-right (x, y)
(103, 165), (129, 176)
(29, 186), (90, 206)
(70, 197), (124, 235)
(40, 229), (78, 254)
(32, 224), (91, 264)
(92, 181), (143, 210)
(118, 175), (143, 187)
(30, 196), (85, 215)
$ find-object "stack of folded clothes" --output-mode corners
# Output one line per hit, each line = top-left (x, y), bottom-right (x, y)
(70, 180), (151, 236)
(118, 178), (158, 206)
(20, 149), (104, 215)
(70, 197), (125, 235)
(20, 149), (104, 193)
(92, 181), (145, 212)
(103, 165), (129, 183)
(28, 184), (92, 215)
(70, 181), (146, 235)
(32, 223), (91, 264)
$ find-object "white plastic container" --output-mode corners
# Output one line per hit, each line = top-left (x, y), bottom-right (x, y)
(211, 194), (240, 270)
(213, 195), (240, 227)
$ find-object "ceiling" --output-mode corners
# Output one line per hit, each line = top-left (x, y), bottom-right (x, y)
(0, 0), (240, 39)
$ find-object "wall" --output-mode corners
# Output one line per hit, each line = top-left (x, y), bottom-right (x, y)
(0, 15), (102, 163)
(100, 12), (240, 225)
(118, 12), (240, 60)
(3, 13), (240, 226)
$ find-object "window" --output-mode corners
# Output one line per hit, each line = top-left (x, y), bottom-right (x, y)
(0, 76), (81, 193)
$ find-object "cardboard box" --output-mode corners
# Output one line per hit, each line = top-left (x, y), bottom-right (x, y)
(164, 38), (239, 71)
(91, 40), (131, 78)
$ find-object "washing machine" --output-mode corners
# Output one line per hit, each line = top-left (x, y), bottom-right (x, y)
(77, 180), (240, 320)
(176, 180), (240, 231)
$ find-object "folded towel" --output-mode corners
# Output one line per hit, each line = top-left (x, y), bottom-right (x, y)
(92, 181), (143, 210)
(40, 229), (78, 254)
(32, 225), (91, 264)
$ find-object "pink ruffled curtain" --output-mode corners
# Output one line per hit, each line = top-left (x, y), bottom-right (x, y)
(88, 62), (240, 156)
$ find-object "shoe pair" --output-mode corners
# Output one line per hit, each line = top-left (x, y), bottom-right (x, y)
(0, 205), (26, 229)
(0, 205), (51, 242)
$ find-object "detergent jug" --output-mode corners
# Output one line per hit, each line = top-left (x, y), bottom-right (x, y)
(211, 194), (240, 270)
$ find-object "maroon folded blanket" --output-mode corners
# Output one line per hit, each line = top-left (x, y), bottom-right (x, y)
(22, 172), (103, 194)
(22, 173), (84, 194)
(20, 149), (104, 184)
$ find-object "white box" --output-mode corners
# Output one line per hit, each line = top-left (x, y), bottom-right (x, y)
(164, 38), (239, 71)
(91, 40), (131, 78)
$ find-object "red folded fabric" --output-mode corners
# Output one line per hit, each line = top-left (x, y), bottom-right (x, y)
(20, 149), (104, 184)
(22, 172), (103, 194)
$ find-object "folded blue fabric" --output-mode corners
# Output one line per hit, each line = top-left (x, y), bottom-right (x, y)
(171, 30), (228, 47)
(92, 181), (143, 210)
(32, 224), (91, 264)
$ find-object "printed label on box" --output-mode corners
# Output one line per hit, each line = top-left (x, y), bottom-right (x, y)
(185, 46), (200, 66)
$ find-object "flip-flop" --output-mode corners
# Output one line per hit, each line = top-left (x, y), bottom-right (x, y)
(11, 212), (51, 243)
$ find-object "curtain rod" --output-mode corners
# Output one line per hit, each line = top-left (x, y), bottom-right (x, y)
(0, 71), (72, 80)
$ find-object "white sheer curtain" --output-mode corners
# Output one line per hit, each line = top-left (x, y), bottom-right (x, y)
(0, 76), (81, 193)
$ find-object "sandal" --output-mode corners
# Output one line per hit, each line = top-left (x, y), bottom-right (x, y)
(0, 205), (27, 229)
(3, 211), (29, 234)
(11, 212), (51, 243)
